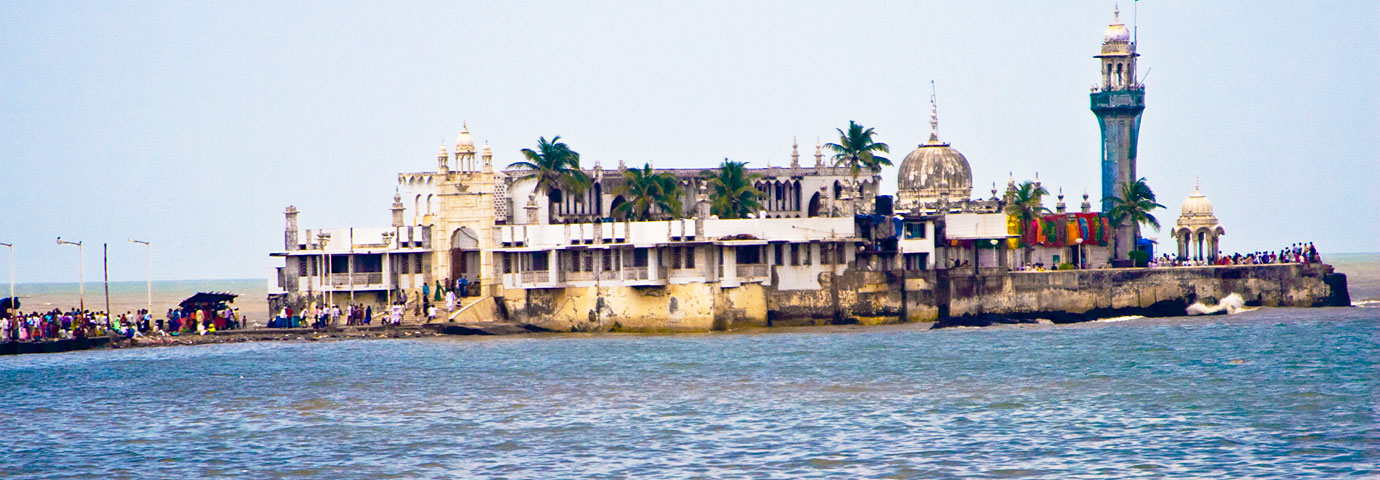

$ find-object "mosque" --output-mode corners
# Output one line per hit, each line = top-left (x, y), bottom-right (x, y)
(267, 7), (1225, 329)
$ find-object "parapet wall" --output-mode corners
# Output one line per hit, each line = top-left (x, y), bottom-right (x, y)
(943, 263), (1345, 319)
(499, 263), (1348, 332)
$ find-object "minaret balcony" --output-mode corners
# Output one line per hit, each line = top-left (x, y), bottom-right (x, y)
(1090, 89), (1146, 113)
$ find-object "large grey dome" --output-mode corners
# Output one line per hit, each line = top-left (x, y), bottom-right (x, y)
(896, 133), (973, 208)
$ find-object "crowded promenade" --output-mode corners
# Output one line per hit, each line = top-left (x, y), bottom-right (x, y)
(1151, 242), (1322, 267)
(1, 306), (244, 344)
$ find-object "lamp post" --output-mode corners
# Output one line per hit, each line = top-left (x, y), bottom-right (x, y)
(0, 242), (12, 316)
(317, 232), (332, 307)
(129, 239), (151, 313)
(57, 237), (84, 311)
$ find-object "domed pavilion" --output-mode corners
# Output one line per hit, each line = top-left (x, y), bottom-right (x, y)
(1174, 180), (1226, 261)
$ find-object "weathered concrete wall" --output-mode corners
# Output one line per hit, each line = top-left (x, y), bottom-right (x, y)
(502, 282), (765, 332)
(945, 263), (1343, 318)
(500, 263), (1346, 332)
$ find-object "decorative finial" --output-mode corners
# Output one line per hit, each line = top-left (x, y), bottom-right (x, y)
(790, 137), (801, 168)
(462, 120), (468, 132)
(929, 80), (940, 139)
(1114, 3), (1120, 23)
(1194, 176), (1200, 193)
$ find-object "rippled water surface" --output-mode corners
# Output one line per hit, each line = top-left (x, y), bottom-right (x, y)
(3, 307), (1377, 479)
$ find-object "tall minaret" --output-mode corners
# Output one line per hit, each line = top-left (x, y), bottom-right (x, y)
(1091, 4), (1145, 259)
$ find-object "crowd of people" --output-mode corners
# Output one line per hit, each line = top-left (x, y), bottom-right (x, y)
(1, 307), (242, 343)
(271, 302), (405, 329)
(1150, 242), (1322, 268)
(412, 275), (473, 321)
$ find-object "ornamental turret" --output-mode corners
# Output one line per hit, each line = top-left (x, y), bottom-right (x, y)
(437, 143), (450, 174)
(790, 137), (801, 169)
(455, 122), (476, 172)
(391, 193), (405, 228)
(481, 141), (493, 172)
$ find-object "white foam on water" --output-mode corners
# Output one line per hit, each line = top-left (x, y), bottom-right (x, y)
(1352, 299), (1380, 308)
(1187, 293), (1247, 316)
(1098, 315), (1144, 323)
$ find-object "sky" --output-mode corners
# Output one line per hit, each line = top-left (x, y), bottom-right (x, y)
(1, 1), (1376, 283)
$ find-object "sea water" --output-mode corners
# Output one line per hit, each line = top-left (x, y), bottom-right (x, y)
(1, 256), (1377, 479)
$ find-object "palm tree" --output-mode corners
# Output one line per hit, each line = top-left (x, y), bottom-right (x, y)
(612, 163), (684, 221)
(1004, 180), (1051, 265)
(507, 136), (590, 207)
(824, 120), (891, 182)
(700, 159), (764, 219)
(1103, 177), (1166, 262)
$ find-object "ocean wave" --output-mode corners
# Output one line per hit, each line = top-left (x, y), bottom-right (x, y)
(1187, 293), (1247, 316)
(1098, 315), (1144, 323)
(1352, 299), (1380, 308)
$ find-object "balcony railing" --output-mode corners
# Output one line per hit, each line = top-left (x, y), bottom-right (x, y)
(328, 272), (383, 286)
(623, 266), (649, 280)
(736, 264), (768, 278)
(519, 271), (550, 284)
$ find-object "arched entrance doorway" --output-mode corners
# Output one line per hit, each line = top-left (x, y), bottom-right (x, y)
(450, 227), (481, 294)
(807, 192), (821, 217)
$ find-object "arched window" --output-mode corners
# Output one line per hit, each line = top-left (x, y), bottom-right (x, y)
(413, 195), (422, 225)
(594, 183), (603, 216)
(793, 180), (802, 212)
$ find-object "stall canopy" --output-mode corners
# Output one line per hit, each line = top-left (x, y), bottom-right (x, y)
(179, 292), (238, 311)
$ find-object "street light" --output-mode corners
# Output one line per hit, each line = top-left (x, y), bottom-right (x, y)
(0, 242), (12, 316)
(57, 237), (84, 311)
(129, 239), (151, 313)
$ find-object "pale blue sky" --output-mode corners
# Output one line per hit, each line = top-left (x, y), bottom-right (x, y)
(2, 1), (1376, 282)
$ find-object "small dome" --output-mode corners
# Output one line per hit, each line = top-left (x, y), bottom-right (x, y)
(482, 142), (492, 156)
(438, 143), (448, 156)
(896, 133), (973, 205)
(1181, 184), (1213, 217)
(455, 123), (475, 153)
(1103, 7), (1130, 43)
(1104, 24), (1130, 43)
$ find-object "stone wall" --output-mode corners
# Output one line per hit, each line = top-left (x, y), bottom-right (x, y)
(941, 263), (1343, 318)
(497, 263), (1348, 332)
(501, 282), (766, 332)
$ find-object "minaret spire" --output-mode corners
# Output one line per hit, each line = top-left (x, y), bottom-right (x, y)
(790, 136), (800, 169)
